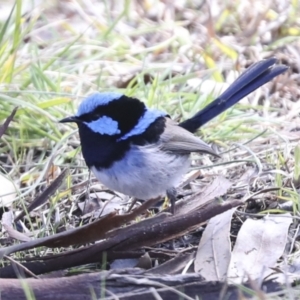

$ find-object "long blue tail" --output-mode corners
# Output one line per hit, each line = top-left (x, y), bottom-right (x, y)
(179, 58), (288, 133)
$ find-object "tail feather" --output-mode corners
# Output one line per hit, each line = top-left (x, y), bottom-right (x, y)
(179, 58), (288, 133)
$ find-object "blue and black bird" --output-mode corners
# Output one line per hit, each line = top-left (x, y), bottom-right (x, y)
(60, 58), (287, 213)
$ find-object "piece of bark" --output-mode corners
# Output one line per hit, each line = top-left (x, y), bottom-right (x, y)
(0, 199), (242, 278)
(0, 269), (284, 300)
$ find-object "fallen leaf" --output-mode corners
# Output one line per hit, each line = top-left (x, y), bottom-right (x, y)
(0, 174), (18, 207)
(46, 165), (61, 182)
(227, 213), (292, 283)
(194, 207), (237, 280)
(135, 252), (152, 269)
(0, 176), (239, 275)
(78, 193), (124, 217)
(1, 211), (13, 229)
(0, 196), (163, 258)
(175, 176), (232, 215)
(0, 198), (243, 277)
(2, 211), (31, 242)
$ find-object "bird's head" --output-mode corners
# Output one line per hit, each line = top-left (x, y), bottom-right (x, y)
(60, 92), (166, 141)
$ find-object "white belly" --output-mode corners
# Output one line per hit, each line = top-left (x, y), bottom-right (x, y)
(91, 144), (190, 200)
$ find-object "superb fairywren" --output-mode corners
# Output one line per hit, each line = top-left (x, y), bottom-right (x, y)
(60, 58), (287, 214)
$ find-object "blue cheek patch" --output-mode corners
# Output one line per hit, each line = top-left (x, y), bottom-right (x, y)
(78, 92), (123, 116)
(85, 116), (121, 136)
(118, 109), (166, 141)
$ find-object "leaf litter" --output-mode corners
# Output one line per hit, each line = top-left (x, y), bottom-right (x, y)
(0, 0), (299, 299)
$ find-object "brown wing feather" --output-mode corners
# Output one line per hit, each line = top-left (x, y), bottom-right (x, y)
(159, 118), (219, 157)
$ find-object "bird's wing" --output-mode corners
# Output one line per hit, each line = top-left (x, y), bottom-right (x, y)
(159, 118), (219, 157)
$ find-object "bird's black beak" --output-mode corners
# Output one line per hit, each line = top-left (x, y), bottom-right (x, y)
(59, 116), (81, 123)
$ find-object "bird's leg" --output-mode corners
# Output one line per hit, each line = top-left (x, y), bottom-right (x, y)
(166, 187), (177, 214)
(128, 189), (178, 214)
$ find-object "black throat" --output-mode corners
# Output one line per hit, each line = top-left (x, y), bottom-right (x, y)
(78, 116), (166, 169)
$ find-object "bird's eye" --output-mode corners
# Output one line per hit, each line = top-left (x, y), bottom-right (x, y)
(77, 113), (100, 122)
(79, 109), (105, 122)
(93, 113), (102, 119)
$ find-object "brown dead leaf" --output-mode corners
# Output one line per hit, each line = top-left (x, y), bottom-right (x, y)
(0, 196), (161, 258)
(175, 176), (232, 215)
(46, 165), (61, 183)
(0, 176), (240, 278)
(0, 196), (242, 277)
(135, 252), (152, 270)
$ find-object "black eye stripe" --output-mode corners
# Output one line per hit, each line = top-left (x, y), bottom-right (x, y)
(78, 95), (147, 134)
(79, 112), (103, 122)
